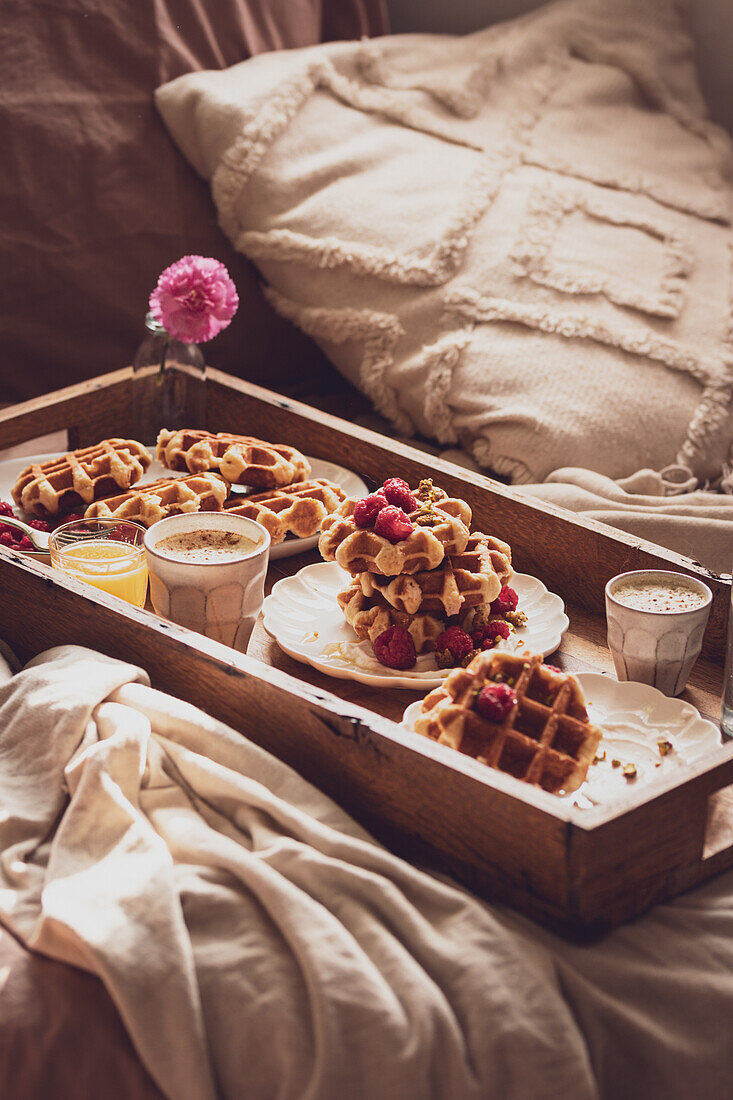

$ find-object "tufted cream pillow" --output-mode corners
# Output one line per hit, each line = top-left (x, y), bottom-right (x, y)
(157, 0), (733, 483)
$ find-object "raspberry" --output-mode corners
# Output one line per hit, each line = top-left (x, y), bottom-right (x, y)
(0, 501), (13, 517)
(374, 505), (414, 543)
(488, 619), (511, 641)
(18, 536), (34, 551)
(490, 586), (519, 616)
(382, 478), (418, 513)
(353, 492), (388, 529)
(28, 519), (50, 532)
(0, 531), (15, 546)
(52, 512), (83, 530)
(434, 625), (474, 663)
(108, 525), (136, 544)
(476, 682), (517, 722)
(373, 624), (417, 670)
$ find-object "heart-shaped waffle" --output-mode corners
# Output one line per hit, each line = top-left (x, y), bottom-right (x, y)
(359, 532), (511, 616)
(319, 480), (471, 576)
(337, 582), (447, 655)
(415, 651), (601, 794)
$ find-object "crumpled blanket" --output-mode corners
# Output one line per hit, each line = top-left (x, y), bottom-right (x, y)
(0, 645), (593, 1100)
(516, 465), (733, 576)
(2, 645), (733, 1099)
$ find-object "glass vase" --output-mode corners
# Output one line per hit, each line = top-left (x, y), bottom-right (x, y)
(131, 313), (206, 445)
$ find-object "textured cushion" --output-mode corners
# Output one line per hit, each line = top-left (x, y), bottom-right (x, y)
(157, 0), (733, 483)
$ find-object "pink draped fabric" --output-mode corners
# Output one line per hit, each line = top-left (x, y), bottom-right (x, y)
(0, 0), (389, 404)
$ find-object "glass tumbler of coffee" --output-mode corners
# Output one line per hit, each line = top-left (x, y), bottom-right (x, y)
(144, 512), (271, 652)
(605, 570), (712, 696)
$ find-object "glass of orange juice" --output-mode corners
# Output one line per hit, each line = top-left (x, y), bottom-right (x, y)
(49, 519), (148, 607)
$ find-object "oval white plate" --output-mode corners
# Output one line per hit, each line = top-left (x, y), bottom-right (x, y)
(401, 673), (722, 805)
(261, 560), (569, 689)
(0, 452), (367, 560)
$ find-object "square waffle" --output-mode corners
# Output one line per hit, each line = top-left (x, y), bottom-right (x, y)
(223, 479), (347, 544)
(11, 439), (152, 518)
(415, 651), (601, 794)
(156, 429), (310, 489)
(84, 473), (229, 527)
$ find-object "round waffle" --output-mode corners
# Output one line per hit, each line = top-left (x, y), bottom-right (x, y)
(156, 429), (311, 489)
(319, 484), (471, 576)
(223, 479), (347, 544)
(85, 473), (229, 527)
(11, 439), (152, 518)
(359, 532), (510, 616)
(337, 582), (446, 655)
(416, 651), (601, 794)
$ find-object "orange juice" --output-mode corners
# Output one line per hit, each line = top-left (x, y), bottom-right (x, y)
(53, 540), (148, 606)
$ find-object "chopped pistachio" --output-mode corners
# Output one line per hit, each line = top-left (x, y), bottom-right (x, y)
(592, 749), (607, 765)
(622, 763), (637, 780)
(435, 648), (455, 669)
(611, 758), (621, 768)
(505, 610), (528, 628)
(461, 649), (480, 668)
(657, 739), (673, 757)
(506, 677), (516, 687)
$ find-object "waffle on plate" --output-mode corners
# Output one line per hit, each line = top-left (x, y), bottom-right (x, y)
(415, 651), (601, 794)
(337, 581), (447, 655)
(223, 479), (347, 544)
(157, 429), (311, 489)
(359, 532), (511, 616)
(11, 439), (152, 517)
(85, 473), (229, 527)
(319, 479), (471, 576)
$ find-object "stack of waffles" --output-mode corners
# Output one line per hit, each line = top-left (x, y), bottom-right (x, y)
(11, 430), (347, 541)
(319, 477), (515, 668)
(416, 650), (601, 794)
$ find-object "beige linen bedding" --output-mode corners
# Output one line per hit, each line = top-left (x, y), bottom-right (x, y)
(1, 644), (733, 1098)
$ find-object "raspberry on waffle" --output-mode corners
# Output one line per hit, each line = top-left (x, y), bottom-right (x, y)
(84, 473), (229, 527)
(11, 439), (152, 518)
(337, 582), (446, 655)
(222, 478), (347, 544)
(319, 484), (472, 576)
(359, 532), (509, 616)
(415, 651), (601, 795)
(156, 429), (311, 489)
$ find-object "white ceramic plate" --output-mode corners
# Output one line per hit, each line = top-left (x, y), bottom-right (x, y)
(401, 673), (722, 806)
(261, 561), (569, 689)
(0, 452), (367, 560)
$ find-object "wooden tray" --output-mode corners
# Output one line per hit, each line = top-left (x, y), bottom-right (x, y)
(1, 365), (731, 938)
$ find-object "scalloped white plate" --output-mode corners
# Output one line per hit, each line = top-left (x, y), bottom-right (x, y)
(401, 673), (722, 806)
(261, 561), (569, 689)
(0, 453), (367, 560)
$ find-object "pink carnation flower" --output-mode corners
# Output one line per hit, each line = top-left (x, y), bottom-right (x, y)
(149, 255), (239, 343)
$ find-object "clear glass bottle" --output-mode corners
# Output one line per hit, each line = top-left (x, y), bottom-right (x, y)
(131, 313), (206, 444)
